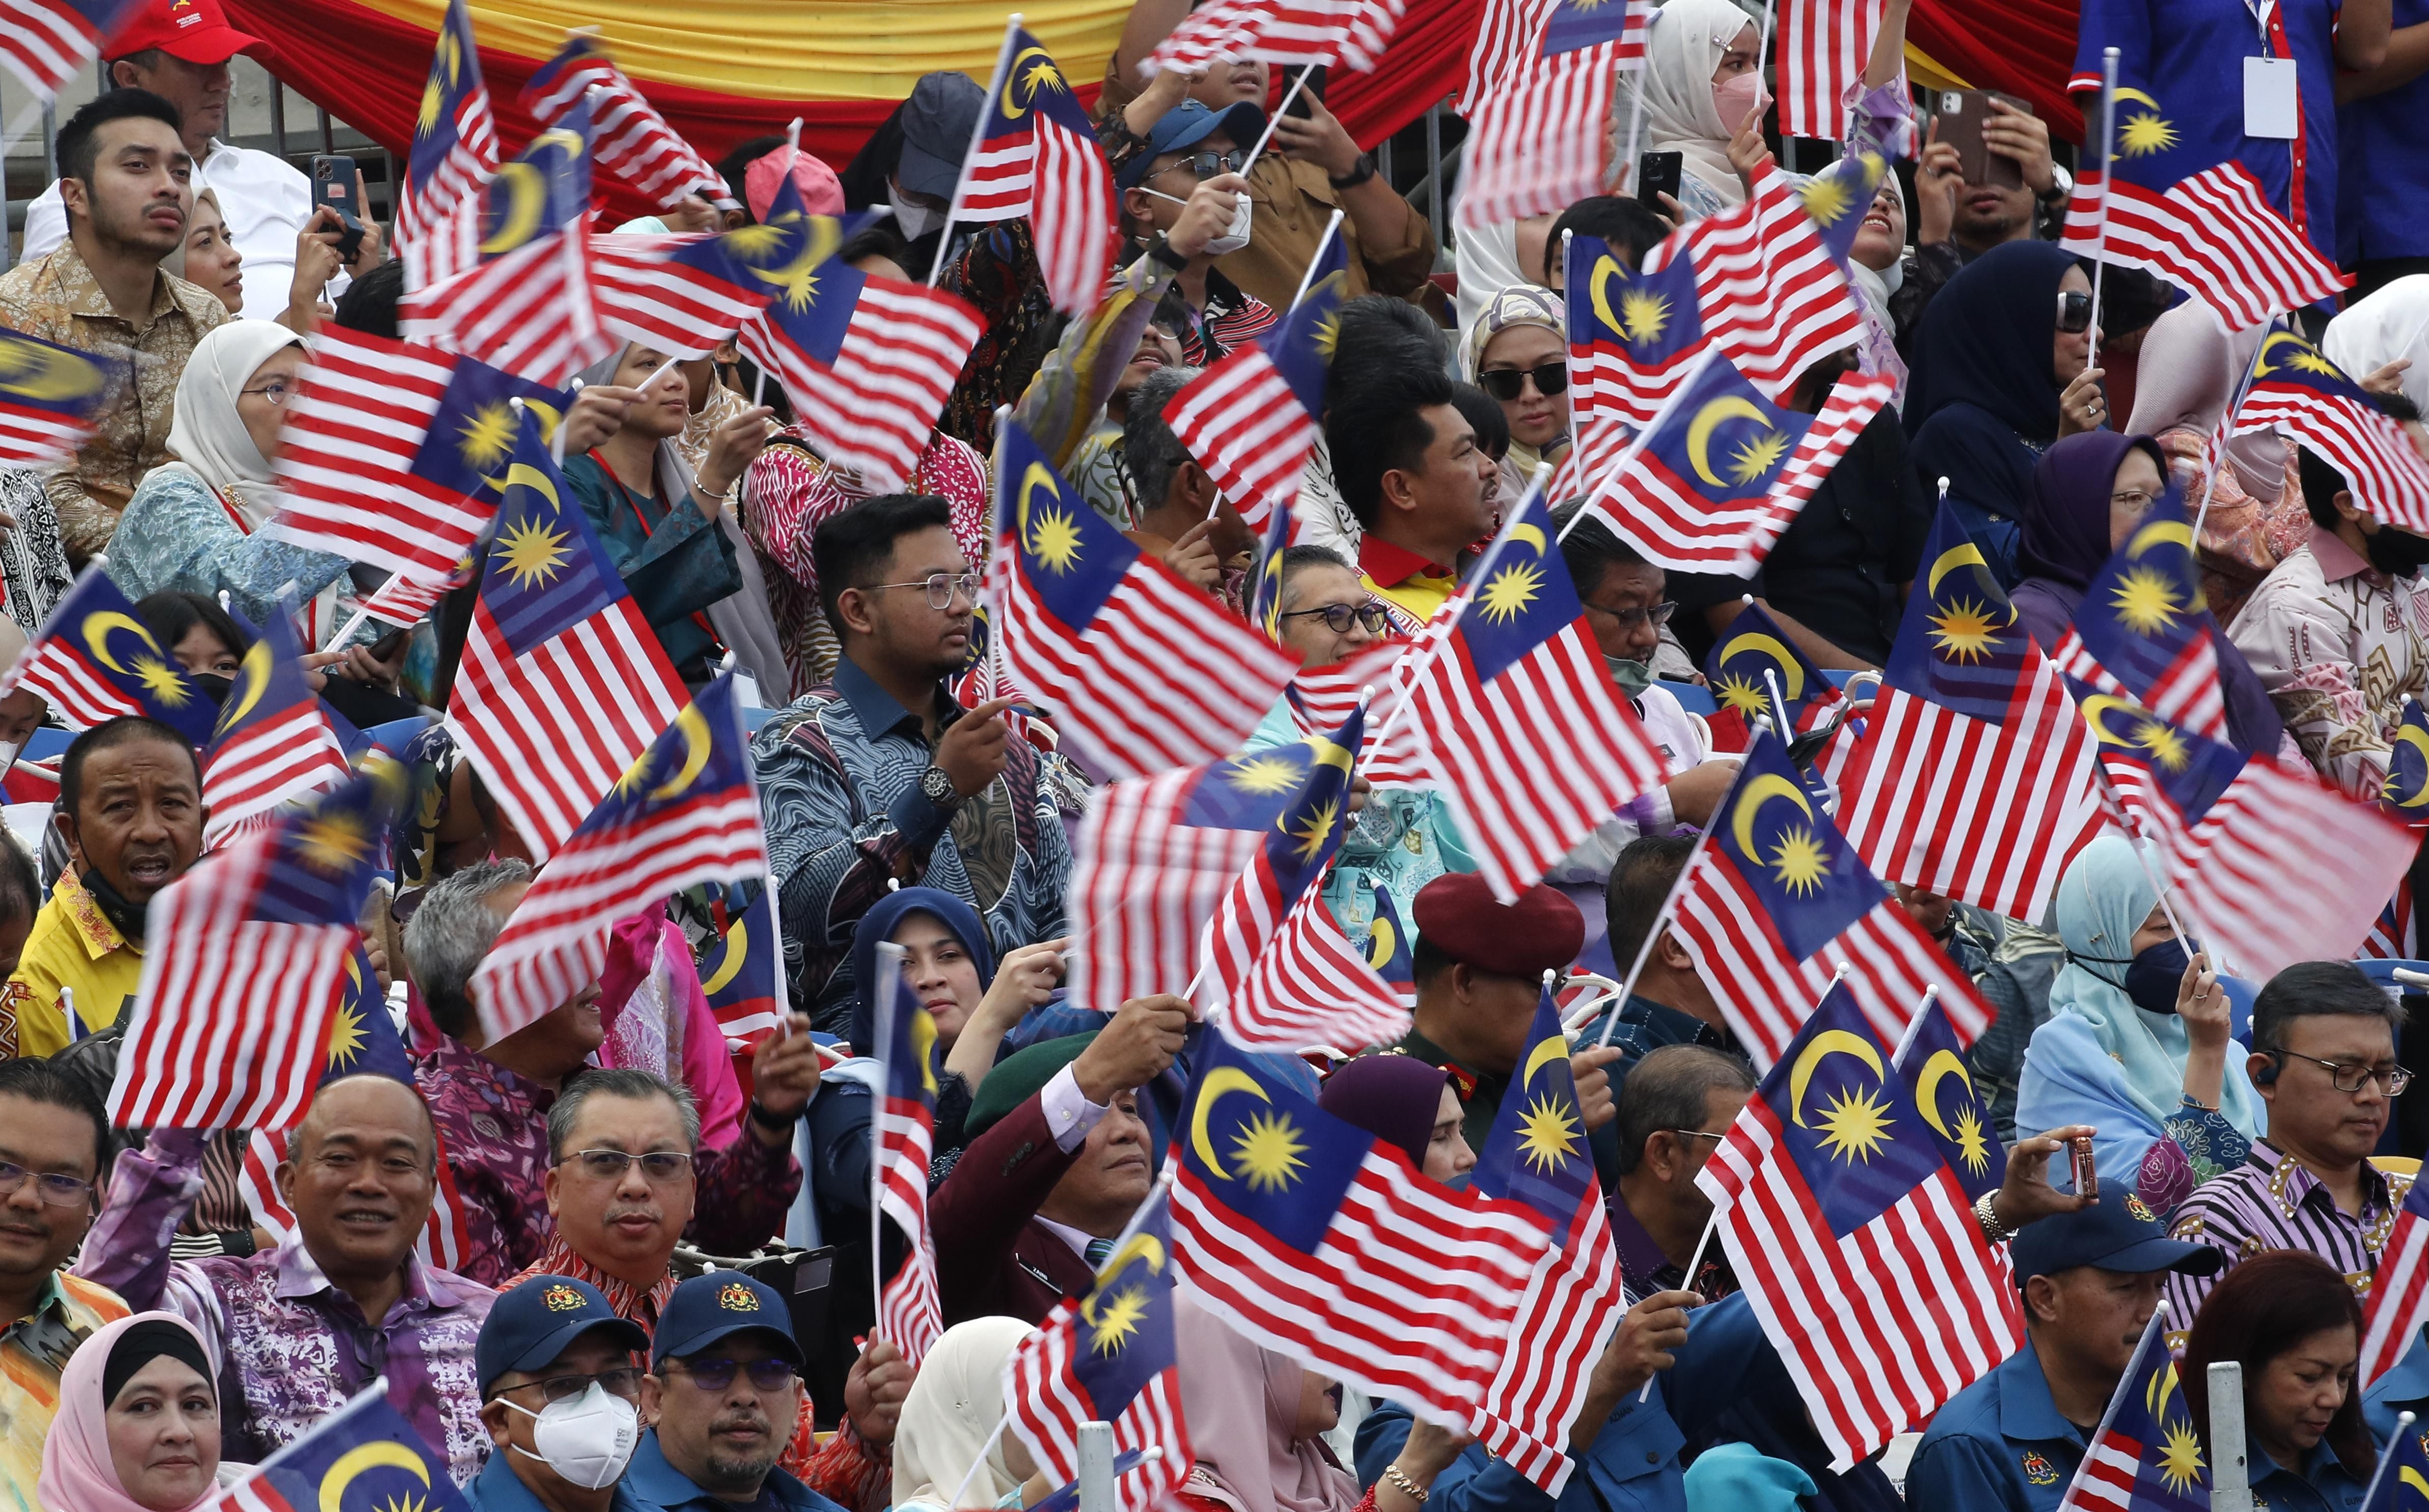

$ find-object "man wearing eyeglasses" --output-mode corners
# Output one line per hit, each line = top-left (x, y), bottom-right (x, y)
(1111, 100), (1275, 369)
(472, 1274), (652, 1510)
(1118, 365), (1256, 605)
(2162, 960), (2414, 1322)
(628, 1272), (844, 1512)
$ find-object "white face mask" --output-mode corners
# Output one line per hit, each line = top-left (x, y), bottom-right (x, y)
(889, 179), (942, 241)
(1141, 186), (1252, 257)
(506, 1382), (641, 1491)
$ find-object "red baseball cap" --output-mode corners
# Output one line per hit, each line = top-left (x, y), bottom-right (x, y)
(105, 0), (272, 66)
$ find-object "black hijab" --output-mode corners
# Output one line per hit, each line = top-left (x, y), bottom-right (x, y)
(1905, 240), (2084, 444)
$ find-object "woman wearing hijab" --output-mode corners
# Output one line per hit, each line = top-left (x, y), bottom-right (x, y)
(1316, 1056), (1478, 1184)
(1626, 0), (1770, 220)
(39, 1312), (237, 1511)
(1174, 1295), (1400, 1512)
(892, 1315), (1041, 1511)
(2012, 432), (2289, 756)
(1460, 287), (1569, 505)
(1906, 242), (2106, 586)
(2323, 274), (2429, 417)
(560, 342), (781, 687)
(103, 323), (369, 647)
(2014, 835), (2264, 1214)
(2124, 302), (2308, 625)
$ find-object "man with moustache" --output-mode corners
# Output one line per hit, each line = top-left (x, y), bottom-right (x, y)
(627, 1272), (850, 1512)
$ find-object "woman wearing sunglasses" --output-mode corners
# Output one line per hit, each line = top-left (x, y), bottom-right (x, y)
(1459, 287), (1570, 506)
(1907, 241), (2106, 588)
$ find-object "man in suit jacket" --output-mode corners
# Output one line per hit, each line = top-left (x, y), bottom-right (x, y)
(931, 994), (1189, 1323)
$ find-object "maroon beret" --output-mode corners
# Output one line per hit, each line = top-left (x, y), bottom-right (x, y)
(1409, 874), (1583, 977)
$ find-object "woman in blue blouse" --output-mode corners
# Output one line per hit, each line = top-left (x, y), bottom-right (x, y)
(559, 343), (776, 684)
(2183, 1251), (2374, 1512)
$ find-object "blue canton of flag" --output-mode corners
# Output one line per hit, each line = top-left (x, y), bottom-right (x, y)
(1267, 228), (1346, 414)
(700, 881), (784, 1048)
(1891, 995), (2004, 1203)
(1003, 417), (1148, 636)
(2362, 1416), (2429, 1512)
(2, 566), (217, 742)
(2386, 700), (2429, 824)
(1363, 883), (1415, 1000)
(1253, 707), (1358, 905)
(1707, 731), (1886, 962)
(478, 407), (627, 656)
(1798, 151), (1889, 265)
(1633, 355), (1815, 518)
(1539, 0), (1636, 55)
(1567, 232), (1706, 386)
(2067, 677), (2246, 828)
(2057, 485), (2233, 746)
(324, 945), (417, 1084)
(0, 323), (126, 467)
(2062, 1308), (2210, 1512)
(1885, 503), (2033, 722)
(247, 757), (408, 932)
(1758, 981), (1949, 1238)
(1249, 502), (1294, 641)
(406, 355), (572, 502)
(477, 97), (593, 262)
(1475, 983), (1595, 1225)
(1705, 598), (1835, 731)
(404, 0), (488, 208)
(1457, 489), (1588, 685)
(215, 1384), (474, 1511)
(748, 174), (869, 367)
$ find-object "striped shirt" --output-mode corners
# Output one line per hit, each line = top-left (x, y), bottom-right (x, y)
(2163, 1140), (2410, 1328)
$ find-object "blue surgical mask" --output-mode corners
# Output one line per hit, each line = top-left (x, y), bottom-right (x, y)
(2121, 939), (2192, 1016)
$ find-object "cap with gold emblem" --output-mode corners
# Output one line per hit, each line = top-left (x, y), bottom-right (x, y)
(651, 1270), (804, 1370)
(475, 1274), (649, 1394)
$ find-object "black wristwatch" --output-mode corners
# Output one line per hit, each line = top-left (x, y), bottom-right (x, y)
(748, 1100), (795, 1133)
(1330, 153), (1377, 190)
(1148, 235), (1192, 273)
(920, 764), (964, 811)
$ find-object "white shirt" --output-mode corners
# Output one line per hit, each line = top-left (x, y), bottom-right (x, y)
(24, 139), (324, 323)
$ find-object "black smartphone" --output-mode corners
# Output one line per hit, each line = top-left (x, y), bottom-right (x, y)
(310, 152), (364, 263)
(1280, 63), (1324, 117)
(370, 626), (410, 661)
(1636, 149), (1683, 207)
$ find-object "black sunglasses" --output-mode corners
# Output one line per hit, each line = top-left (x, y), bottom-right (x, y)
(2056, 290), (2093, 334)
(1476, 362), (1569, 401)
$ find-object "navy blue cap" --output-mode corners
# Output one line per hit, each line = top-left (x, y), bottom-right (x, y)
(1118, 100), (1268, 190)
(651, 1271), (803, 1370)
(475, 1276), (650, 1394)
(897, 71), (986, 201)
(2008, 1191), (2224, 1284)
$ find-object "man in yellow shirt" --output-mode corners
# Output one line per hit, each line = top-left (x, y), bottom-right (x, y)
(1, 717), (203, 1058)
(1325, 364), (1500, 635)
(0, 1058), (128, 1509)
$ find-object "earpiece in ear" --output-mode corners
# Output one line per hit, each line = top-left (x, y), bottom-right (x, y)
(2254, 1054), (2281, 1086)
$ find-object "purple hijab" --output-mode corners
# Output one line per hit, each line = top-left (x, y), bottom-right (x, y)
(1318, 1056), (1456, 1169)
(2010, 431), (2167, 650)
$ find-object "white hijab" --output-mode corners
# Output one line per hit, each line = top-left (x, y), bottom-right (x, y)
(2324, 275), (2429, 418)
(161, 319), (301, 528)
(1628, 0), (1759, 212)
(891, 1316), (1033, 1509)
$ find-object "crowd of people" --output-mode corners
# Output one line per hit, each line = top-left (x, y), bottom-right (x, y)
(0, 0), (2426, 1507)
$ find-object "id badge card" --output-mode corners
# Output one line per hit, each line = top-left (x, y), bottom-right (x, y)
(2244, 55), (2300, 139)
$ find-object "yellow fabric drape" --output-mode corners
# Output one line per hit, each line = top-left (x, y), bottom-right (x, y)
(343, 0), (1136, 100)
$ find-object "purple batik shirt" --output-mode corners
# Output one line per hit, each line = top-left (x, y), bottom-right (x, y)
(416, 1035), (804, 1285)
(78, 1133), (496, 1482)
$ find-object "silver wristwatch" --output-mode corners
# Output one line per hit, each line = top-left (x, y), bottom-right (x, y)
(920, 764), (963, 811)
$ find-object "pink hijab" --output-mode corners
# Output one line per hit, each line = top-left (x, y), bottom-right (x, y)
(1173, 1293), (1363, 1512)
(39, 1311), (220, 1512)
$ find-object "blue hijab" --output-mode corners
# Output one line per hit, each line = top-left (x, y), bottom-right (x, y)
(846, 887), (997, 1057)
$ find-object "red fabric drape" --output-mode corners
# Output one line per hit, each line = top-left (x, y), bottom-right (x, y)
(227, 0), (2085, 220)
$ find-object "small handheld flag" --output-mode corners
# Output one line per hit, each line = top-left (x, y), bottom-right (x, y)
(395, 0), (500, 291)
(212, 1382), (475, 1511)
(872, 940), (945, 1361)
(0, 324), (124, 466)
(943, 24), (1117, 314)
(2054, 1306), (2208, 1512)
(0, 566), (217, 743)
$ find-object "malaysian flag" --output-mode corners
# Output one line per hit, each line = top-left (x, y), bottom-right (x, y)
(1283, 636), (1430, 786)
(738, 174), (983, 491)
(351, 558), (472, 633)
(1067, 736), (1348, 1014)
(1148, 0), (1412, 74)
(2072, 681), (2417, 980)
(1248, 497), (1298, 640)
(700, 881), (785, 1050)
(1399, 484), (1670, 899)
(1363, 881), (1416, 1002)
(2062, 75), (2348, 328)
(2364, 1423), (2429, 1512)
(443, 405), (688, 860)
(269, 326), (570, 583)
(1891, 990), (2004, 1202)
(1671, 727), (1994, 1067)
(2231, 326), (2429, 535)
(946, 24), (1117, 315)
(1170, 1034), (1553, 1429)
(213, 1384), (473, 1512)
(1467, 982), (1623, 1495)
(1578, 347), (1893, 575)
(238, 947), (481, 1273)
(2056, 1307), (2207, 1512)
(1700, 597), (1843, 751)
(469, 675), (768, 1044)
(1006, 1187), (1194, 1512)
(1780, 0), (1884, 141)
(2362, 1175), (2429, 1389)
(2388, 699), (2429, 822)
(871, 941), (945, 1360)
(1168, 224), (1344, 531)
(521, 34), (729, 210)
(1462, 0), (1552, 103)
(395, 0), (499, 292)
(1455, 0), (1647, 231)
(199, 600), (351, 847)
(107, 759), (408, 1133)
(1699, 979), (2022, 1471)
(1200, 703), (1412, 1051)
(1836, 502), (2103, 921)
(0, 324), (123, 466)
(2051, 487), (2232, 745)
(990, 418), (1294, 778)
(0, 0), (137, 100)
(401, 98), (613, 387)
(595, 202), (865, 359)
(0, 566), (217, 742)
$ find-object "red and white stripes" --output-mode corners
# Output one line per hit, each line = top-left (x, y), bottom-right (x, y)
(1779, 0), (1884, 142)
(739, 277), (984, 493)
(2061, 163), (2349, 330)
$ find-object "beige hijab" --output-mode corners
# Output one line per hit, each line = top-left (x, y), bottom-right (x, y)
(891, 1315), (1034, 1508)
(1626, 0), (1759, 211)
